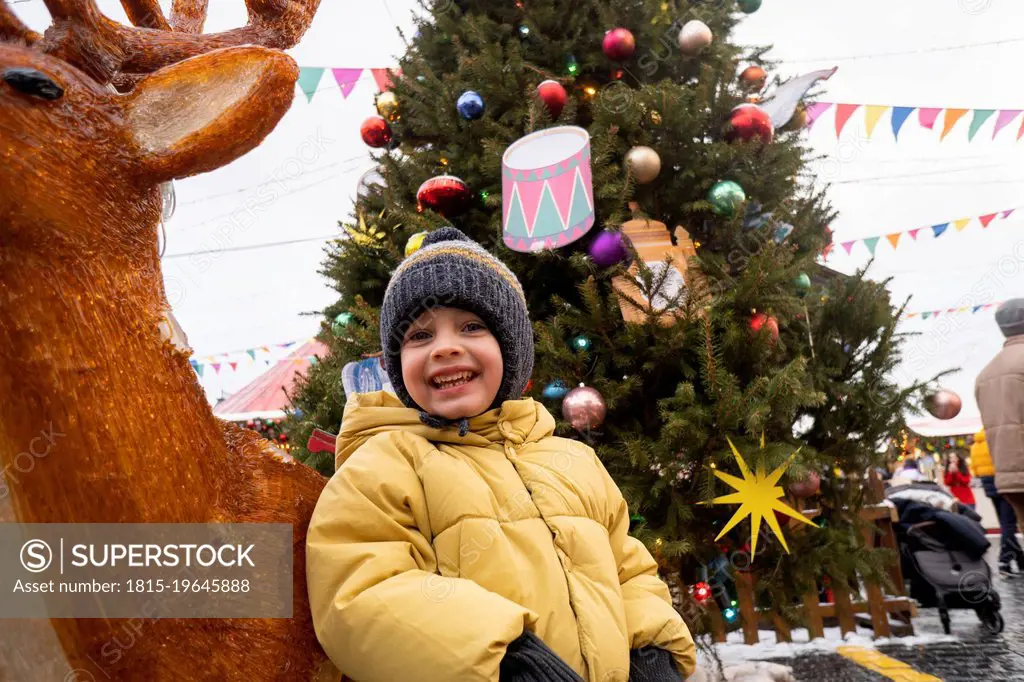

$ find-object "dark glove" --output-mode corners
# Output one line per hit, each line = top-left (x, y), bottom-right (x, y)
(500, 630), (585, 682)
(629, 647), (684, 682)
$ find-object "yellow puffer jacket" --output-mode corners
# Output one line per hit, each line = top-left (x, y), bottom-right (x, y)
(970, 430), (994, 478)
(306, 391), (696, 682)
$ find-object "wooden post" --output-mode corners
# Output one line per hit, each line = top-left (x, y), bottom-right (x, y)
(735, 572), (759, 644)
(801, 591), (825, 640)
(832, 582), (857, 636)
(705, 596), (728, 643)
(864, 582), (892, 637)
(770, 612), (792, 643)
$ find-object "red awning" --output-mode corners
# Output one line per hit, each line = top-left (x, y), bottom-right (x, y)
(213, 340), (327, 422)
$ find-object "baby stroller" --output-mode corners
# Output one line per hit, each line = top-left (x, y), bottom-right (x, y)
(887, 483), (1004, 635)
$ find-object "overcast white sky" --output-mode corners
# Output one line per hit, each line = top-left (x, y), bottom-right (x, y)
(14, 0), (1024, 429)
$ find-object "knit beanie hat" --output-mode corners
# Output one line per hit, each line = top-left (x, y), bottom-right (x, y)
(995, 298), (1024, 338)
(379, 226), (534, 417)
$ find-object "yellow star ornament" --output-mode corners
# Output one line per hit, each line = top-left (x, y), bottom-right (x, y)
(711, 437), (817, 558)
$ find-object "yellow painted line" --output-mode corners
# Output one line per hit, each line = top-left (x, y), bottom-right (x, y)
(836, 646), (943, 682)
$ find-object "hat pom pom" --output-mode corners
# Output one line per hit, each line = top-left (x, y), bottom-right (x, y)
(421, 226), (472, 248)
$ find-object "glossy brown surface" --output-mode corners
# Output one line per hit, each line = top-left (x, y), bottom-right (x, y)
(1, 1), (334, 679)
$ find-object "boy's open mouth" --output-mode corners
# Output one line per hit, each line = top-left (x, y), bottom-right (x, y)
(429, 370), (478, 390)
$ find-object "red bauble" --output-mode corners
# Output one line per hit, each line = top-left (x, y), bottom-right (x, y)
(739, 65), (767, 91)
(750, 313), (780, 344)
(692, 582), (712, 604)
(726, 104), (774, 145)
(602, 27), (636, 61)
(925, 390), (962, 420)
(537, 79), (568, 119)
(360, 116), (393, 148)
(417, 175), (472, 218)
(278, 433), (288, 443)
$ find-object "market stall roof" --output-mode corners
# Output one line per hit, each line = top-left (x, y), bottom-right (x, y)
(213, 340), (327, 422)
(906, 414), (982, 438)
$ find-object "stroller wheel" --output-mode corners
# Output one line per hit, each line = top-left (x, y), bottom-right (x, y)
(981, 612), (1005, 635)
(940, 608), (951, 635)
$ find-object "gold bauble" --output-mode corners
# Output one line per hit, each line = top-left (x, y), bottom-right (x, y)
(375, 91), (400, 121)
(405, 231), (428, 257)
(650, 110), (663, 125)
(625, 145), (661, 184)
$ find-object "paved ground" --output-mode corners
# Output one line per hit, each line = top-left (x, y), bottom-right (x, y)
(774, 545), (1024, 681)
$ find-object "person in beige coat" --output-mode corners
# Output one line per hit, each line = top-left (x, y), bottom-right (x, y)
(975, 299), (1024, 525)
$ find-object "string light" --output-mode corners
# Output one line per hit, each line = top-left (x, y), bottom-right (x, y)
(583, 85), (597, 98)
(692, 582), (711, 604)
(723, 607), (738, 623)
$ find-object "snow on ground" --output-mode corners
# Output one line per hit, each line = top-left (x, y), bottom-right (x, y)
(697, 626), (958, 667)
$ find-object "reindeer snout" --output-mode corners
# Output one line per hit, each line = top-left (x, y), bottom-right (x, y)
(3, 68), (64, 101)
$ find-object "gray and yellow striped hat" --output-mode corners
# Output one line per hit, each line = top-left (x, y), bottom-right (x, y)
(379, 226), (534, 412)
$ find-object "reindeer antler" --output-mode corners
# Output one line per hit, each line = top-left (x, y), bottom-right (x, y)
(0, 3), (41, 43)
(12, 0), (319, 85)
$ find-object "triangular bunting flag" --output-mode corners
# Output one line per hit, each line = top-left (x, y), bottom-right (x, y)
(1018, 115), (1024, 141)
(932, 223), (949, 238)
(1002, 209), (1016, 219)
(804, 102), (833, 129)
(841, 241), (855, 255)
(194, 364), (204, 378)
(863, 236), (880, 254)
(297, 67), (326, 103)
(261, 346), (270, 353)
(886, 233), (902, 249)
(834, 103), (861, 137)
(265, 360), (272, 366)
(247, 349), (256, 360)
(907, 313), (918, 319)
(972, 305), (983, 313)
(370, 68), (395, 92)
(332, 68), (363, 99)
(908, 228), (922, 240)
(941, 109), (969, 140)
(891, 107), (915, 140)
(229, 362), (238, 372)
(968, 109), (996, 141)
(979, 213), (997, 227)
(922, 312), (931, 320)
(953, 218), (971, 231)
(211, 363), (221, 374)
(864, 105), (888, 139)
(993, 110), (1022, 139)
(918, 107), (942, 130)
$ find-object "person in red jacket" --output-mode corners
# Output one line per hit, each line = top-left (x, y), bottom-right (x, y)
(945, 452), (977, 509)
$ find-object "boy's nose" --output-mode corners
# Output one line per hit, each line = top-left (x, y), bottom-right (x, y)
(430, 342), (465, 360)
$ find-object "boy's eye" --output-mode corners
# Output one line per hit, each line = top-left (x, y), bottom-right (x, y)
(464, 321), (487, 332)
(406, 330), (431, 343)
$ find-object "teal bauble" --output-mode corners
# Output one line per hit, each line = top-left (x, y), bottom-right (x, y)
(738, 0), (762, 13)
(332, 312), (354, 334)
(707, 180), (746, 217)
(794, 272), (811, 298)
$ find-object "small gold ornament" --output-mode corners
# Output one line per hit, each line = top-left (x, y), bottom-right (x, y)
(344, 210), (388, 248)
(650, 110), (663, 125)
(375, 91), (400, 121)
(405, 231), (428, 257)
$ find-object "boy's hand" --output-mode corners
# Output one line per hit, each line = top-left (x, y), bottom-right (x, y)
(499, 631), (584, 682)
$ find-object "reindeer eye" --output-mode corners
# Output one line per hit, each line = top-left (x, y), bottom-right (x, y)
(3, 68), (64, 101)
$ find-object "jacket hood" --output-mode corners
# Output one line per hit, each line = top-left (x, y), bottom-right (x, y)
(335, 390), (557, 469)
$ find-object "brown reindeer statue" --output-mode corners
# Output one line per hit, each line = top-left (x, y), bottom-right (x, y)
(0, 1), (338, 680)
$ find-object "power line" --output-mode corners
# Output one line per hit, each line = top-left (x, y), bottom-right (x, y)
(163, 232), (344, 260)
(781, 36), (1024, 64)
(830, 162), (1013, 185)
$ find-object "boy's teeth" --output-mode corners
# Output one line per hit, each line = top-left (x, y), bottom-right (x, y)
(433, 371), (474, 388)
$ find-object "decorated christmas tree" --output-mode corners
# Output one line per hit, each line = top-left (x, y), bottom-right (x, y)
(288, 0), (928, 629)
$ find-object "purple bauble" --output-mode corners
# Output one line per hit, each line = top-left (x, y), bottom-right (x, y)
(589, 229), (632, 268)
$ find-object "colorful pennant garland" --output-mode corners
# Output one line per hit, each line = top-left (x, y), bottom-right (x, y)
(836, 207), (1018, 256)
(295, 67), (400, 102)
(187, 339), (315, 378)
(808, 102), (1024, 142)
(906, 301), (1002, 320)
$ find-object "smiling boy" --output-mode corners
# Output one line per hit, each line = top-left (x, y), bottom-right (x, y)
(306, 227), (695, 682)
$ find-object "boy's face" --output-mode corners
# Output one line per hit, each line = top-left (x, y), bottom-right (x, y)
(400, 307), (504, 419)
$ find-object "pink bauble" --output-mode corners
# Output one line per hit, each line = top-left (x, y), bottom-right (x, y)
(726, 104), (774, 145)
(561, 385), (607, 431)
(603, 28), (636, 61)
(360, 116), (393, 148)
(926, 390), (962, 420)
(537, 80), (568, 119)
(789, 471), (821, 498)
